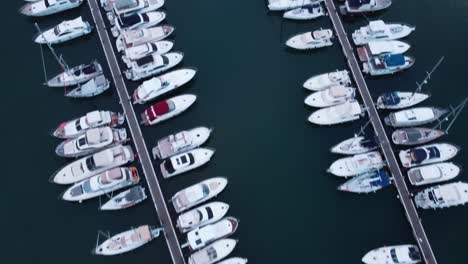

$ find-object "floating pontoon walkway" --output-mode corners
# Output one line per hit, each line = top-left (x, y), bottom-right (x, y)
(323, 0), (437, 263)
(87, 1), (186, 263)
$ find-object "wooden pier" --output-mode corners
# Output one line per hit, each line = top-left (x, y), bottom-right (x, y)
(87, 1), (186, 263)
(324, 0), (438, 263)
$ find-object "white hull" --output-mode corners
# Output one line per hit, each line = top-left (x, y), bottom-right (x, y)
(187, 217), (239, 251)
(122, 40), (174, 66)
(283, 4), (325, 20)
(328, 151), (385, 177)
(116, 25), (174, 52)
(415, 182), (468, 209)
(125, 52), (183, 81)
(141, 94), (197, 126)
(308, 101), (363, 125)
(100, 186), (147, 210)
(172, 177), (228, 213)
(330, 136), (377, 155)
(376, 92), (429, 109)
(34, 17), (92, 44)
(408, 162), (460, 186)
(352, 21), (415, 46)
(362, 244), (421, 264)
(217, 258), (249, 264)
(286, 29), (333, 50)
(188, 239), (237, 264)
(303, 70), (350, 91)
(177, 201), (230, 233)
(161, 148), (215, 178)
(399, 143), (459, 168)
(153, 126), (212, 160)
(304, 86), (355, 108)
(95, 225), (160, 255)
(111, 11), (166, 38)
(268, 0), (319, 11)
(19, 0), (83, 17)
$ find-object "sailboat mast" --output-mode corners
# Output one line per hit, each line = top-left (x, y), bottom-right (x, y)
(445, 97), (468, 134)
(413, 56), (445, 95)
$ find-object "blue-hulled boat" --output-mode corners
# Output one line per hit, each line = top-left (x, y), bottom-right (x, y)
(363, 54), (415, 76)
(337, 171), (391, 194)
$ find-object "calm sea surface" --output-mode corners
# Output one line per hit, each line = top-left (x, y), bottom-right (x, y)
(3, 0), (468, 263)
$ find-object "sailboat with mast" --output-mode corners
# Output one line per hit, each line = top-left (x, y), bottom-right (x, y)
(331, 121), (378, 155)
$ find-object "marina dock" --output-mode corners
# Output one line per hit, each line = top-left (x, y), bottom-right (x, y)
(87, 1), (186, 263)
(323, 0), (438, 263)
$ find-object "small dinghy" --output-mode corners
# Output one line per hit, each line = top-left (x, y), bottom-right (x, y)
(376, 92), (429, 110)
(51, 145), (135, 185)
(100, 186), (147, 210)
(217, 258), (249, 264)
(125, 52), (183, 81)
(177, 201), (230, 233)
(140, 94), (197, 126)
(391, 127), (445, 146)
(111, 11), (166, 37)
(153, 126), (212, 160)
(415, 182), (468, 210)
(187, 217), (239, 251)
(188, 239), (237, 264)
(172, 177), (228, 213)
(399, 143), (459, 168)
(286, 29), (333, 50)
(53, 110), (125, 139)
(338, 171), (391, 194)
(384, 107), (448, 127)
(47, 61), (103, 87)
(122, 40), (174, 66)
(303, 70), (351, 91)
(362, 244), (421, 264)
(133, 68), (197, 104)
(304, 86), (355, 108)
(55, 127), (128, 158)
(328, 151), (386, 177)
(19, 0), (83, 17)
(160, 148), (215, 179)
(283, 3), (325, 20)
(116, 25), (174, 52)
(352, 20), (415, 46)
(408, 162), (460, 186)
(268, 0), (319, 11)
(363, 54), (415, 76)
(65, 75), (110, 98)
(331, 135), (378, 155)
(95, 225), (162, 256)
(308, 100), (364, 125)
(62, 167), (140, 202)
(34, 16), (92, 45)
(357, 40), (411, 62)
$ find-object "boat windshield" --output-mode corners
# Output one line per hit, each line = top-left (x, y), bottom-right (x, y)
(75, 120), (82, 131)
(202, 184), (210, 196)
(85, 157), (97, 171)
(390, 249), (399, 263)
(207, 247), (218, 261)
(45, 0), (52, 8)
(206, 207), (214, 219)
(409, 247), (421, 261)
(53, 26), (61, 36)
(120, 14), (142, 27)
(76, 137), (87, 150)
(427, 147), (440, 159)
(82, 180), (93, 193)
(163, 160), (176, 174)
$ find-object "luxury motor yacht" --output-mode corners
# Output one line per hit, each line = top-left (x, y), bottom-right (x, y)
(304, 85), (355, 108)
(340, 0), (392, 15)
(352, 20), (415, 46)
(399, 143), (459, 168)
(47, 61), (103, 87)
(384, 107), (448, 127)
(267, 0), (321, 11)
(94, 225), (162, 255)
(65, 75), (110, 98)
(217, 258), (248, 264)
(62, 167), (140, 202)
(52, 110), (125, 139)
(104, 0), (165, 20)
(331, 135), (377, 155)
(391, 127), (445, 146)
(328, 151), (386, 177)
(51, 145), (134, 185)
(338, 171), (391, 194)
(363, 54), (415, 76)
(303, 70), (351, 91)
(153, 126), (212, 159)
(357, 40), (411, 62)
(100, 186), (147, 210)
(160, 148), (215, 178)
(111, 11), (166, 37)
(122, 40), (174, 66)
(376, 91), (429, 110)
(125, 51), (183, 81)
(116, 25), (174, 52)
(133, 68), (197, 104)
(308, 100), (364, 125)
(286, 29), (333, 50)
(19, 0), (83, 17)
(172, 177), (228, 213)
(283, 3), (325, 20)
(140, 94), (196, 126)
(188, 239), (237, 264)
(408, 162), (461, 186)
(187, 217), (239, 251)
(362, 244), (421, 264)
(177, 201), (230, 233)
(415, 182), (468, 209)
(34, 17), (92, 45)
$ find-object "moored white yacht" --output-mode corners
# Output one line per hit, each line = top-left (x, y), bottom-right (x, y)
(177, 201), (230, 233)
(160, 148), (215, 179)
(341, 0), (392, 15)
(376, 91), (429, 110)
(357, 40), (411, 62)
(352, 20), (415, 46)
(104, 0), (165, 20)
(267, 0), (321, 11)
(303, 70), (351, 91)
(111, 11), (166, 37)
(172, 177), (228, 213)
(122, 40), (174, 66)
(51, 145), (134, 185)
(391, 127), (445, 146)
(47, 61), (103, 87)
(100, 186), (147, 210)
(19, 0), (83, 17)
(384, 107), (448, 127)
(133, 68), (197, 104)
(407, 162), (460, 186)
(55, 127), (128, 158)
(328, 151), (385, 177)
(153, 126), (212, 159)
(140, 94), (197, 126)
(415, 182), (468, 209)
(125, 51), (183, 81)
(363, 54), (415, 76)
(331, 135), (377, 155)
(217, 258), (248, 264)
(286, 29), (333, 50)
(188, 239), (237, 264)
(116, 25), (174, 52)
(53, 110), (125, 139)
(399, 143), (459, 168)
(62, 167), (140, 202)
(304, 85), (355, 108)
(362, 244), (421, 264)
(283, 2), (325, 20)
(338, 171), (391, 194)
(34, 17), (92, 45)
(308, 100), (364, 125)
(187, 217), (239, 251)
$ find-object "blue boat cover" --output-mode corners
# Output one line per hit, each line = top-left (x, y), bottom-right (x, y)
(370, 171), (391, 188)
(384, 54), (405, 67)
(381, 92), (401, 106)
(348, 0), (371, 8)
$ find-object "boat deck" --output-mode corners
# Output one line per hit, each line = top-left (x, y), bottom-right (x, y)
(324, 0), (438, 264)
(87, 1), (186, 264)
